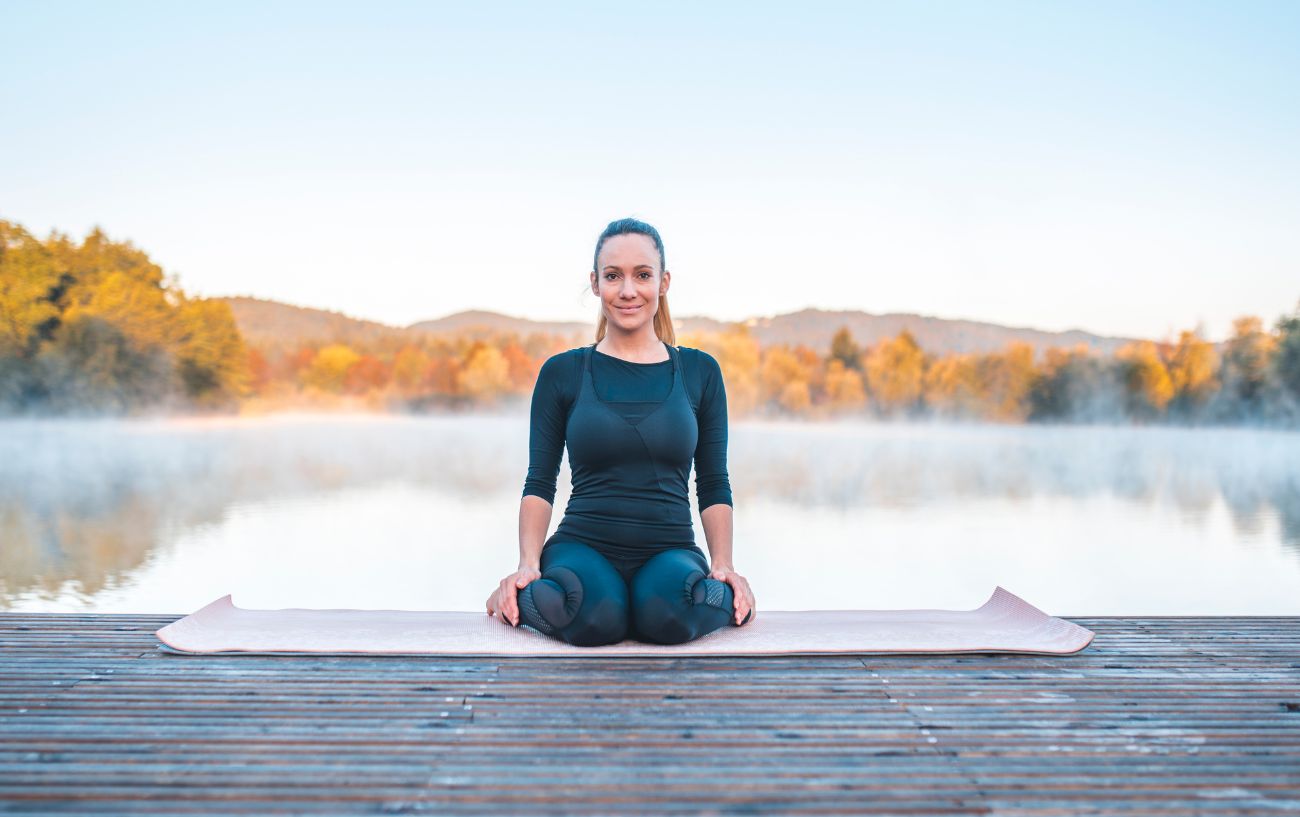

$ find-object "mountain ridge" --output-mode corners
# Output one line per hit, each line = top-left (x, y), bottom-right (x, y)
(219, 296), (1136, 355)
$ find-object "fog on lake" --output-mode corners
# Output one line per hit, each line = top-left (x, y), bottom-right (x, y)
(2, 415), (1298, 615)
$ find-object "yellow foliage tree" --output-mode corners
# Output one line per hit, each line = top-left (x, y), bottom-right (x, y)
(779, 380), (811, 413)
(759, 345), (811, 413)
(682, 327), (761, 416)
(392, 346), (430, 393)
(457, 343), (511, 402)
(923, 354), (982, 417)
(865, 330), (925, 414)
(1116, 341), (1174, 418)
(1166, 330), (1218, 411)
(0, 221), (62, 358)
(174, 297), (247, 404)
(303, 344), (361, 393)
(976, 343), (1037, 422)
(824, 358), (866, 411)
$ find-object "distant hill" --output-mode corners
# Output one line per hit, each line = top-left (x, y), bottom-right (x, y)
(689, 309), (1136, 356)
(220, 297), (1135, 355)
(409, 310), (589, 340)
(221, 297), (408, 348)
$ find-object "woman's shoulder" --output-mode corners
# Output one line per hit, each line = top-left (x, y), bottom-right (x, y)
(535, 346), (590, 390)
(540, 345), (589, 369)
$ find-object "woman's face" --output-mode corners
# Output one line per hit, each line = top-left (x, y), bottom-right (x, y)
(590, 233), (670, 335)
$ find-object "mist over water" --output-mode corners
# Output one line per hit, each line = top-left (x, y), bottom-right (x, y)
(2, 415), (1298, 615)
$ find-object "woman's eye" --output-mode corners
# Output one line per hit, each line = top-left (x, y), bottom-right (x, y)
(638, 272), (652, 279)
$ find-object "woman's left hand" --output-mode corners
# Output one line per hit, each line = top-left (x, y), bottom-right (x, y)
(709, 566), (755, 625)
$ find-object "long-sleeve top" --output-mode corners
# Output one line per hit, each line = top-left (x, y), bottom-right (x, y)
(522, 344), (732, 556)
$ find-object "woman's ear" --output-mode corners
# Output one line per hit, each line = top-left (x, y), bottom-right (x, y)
(660, 269), (671, 296)
(589, 270), (598, 295)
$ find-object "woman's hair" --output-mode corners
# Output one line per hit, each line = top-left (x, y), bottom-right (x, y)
(592, 217), (675, 346)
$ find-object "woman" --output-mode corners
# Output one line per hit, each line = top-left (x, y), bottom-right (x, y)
(484, 218), (756, 646)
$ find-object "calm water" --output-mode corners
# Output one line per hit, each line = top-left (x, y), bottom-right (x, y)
(2, 415), (1298, 616)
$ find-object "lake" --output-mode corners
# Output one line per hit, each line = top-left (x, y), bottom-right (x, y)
(2, 415), (1298, 616)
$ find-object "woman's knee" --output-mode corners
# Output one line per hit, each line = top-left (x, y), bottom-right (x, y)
(519, 541), (629, 646)
(629, 549), (734, 645)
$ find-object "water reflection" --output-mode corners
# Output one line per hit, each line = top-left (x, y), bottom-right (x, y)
(2, 416), (1298, 614)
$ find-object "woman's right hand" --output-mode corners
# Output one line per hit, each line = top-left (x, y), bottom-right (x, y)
(485, 566), (542, 626)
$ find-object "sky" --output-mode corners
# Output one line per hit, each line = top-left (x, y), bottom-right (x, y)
(2, 0), (1297, 341)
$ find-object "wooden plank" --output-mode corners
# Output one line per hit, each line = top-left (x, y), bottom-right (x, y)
(0, 614), (1297, 816)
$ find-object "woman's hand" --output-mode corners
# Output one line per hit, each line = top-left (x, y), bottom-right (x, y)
(709, 566), (755, 625)
(486, 566), (542, 626)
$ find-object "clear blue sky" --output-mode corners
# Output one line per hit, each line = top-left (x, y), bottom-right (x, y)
(2, 0), (1297, 340)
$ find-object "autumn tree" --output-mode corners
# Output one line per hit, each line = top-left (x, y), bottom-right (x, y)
(829, 327), (862, 371)
(976, 343), (1036, 422)
(302, 344), (360, 392)
(864, 330), (925, 415)
(457, 342), (511, 402)
(1029, 345), (1121, 421)
(1218, 316), (1277, 416)
(392, 345), (430, 394)
(1165, 330), (1218, 418)
(1115, 341), (1174, 420)
(823, 358), (866, 412)
(501, 339), (539, 393)
(923, 355), (982, 418)
(683, 327), (761, 416)
(174, 297), (247, 405)
(0, 221), (62, 360)
(759, 345), (811, 414)
(345, 354), (389, 394)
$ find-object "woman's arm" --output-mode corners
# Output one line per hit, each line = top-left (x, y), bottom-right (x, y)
(692, 350), (753, 623)
(702, 502), (754, 624)
(486, 495), (551, 627)
(488, 353), (571, 626)
(517, 494), (552, 570)
(700, 503), (734, 570)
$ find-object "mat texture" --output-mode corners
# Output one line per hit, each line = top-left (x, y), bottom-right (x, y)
(155, 586), (1094, 656)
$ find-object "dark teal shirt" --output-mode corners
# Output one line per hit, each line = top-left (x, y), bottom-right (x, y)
(523, 345), (733, 517)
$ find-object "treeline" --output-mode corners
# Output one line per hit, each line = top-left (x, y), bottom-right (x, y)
(684, 318), (1300, 424)
(244, 335), (564, 410)
(0, 221), (245, 412)
(241, 313), (1300, 425)
(4, 220), (1299, 423)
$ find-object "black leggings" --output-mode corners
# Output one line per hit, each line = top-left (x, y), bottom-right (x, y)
(516, 541), (750, 646)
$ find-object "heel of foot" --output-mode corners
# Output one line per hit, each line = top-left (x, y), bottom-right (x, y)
(700, 578), (731, 609)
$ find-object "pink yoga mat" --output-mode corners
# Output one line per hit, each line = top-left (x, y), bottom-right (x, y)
(155, 586), (1094, 656)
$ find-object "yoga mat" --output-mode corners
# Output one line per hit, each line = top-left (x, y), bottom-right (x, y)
(155, 586), (1094, 656)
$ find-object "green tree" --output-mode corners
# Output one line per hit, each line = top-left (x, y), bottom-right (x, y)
(1219, 316), (1276, 414)
(829, 327), (862, 372)
(0, 221), (63, 359)
(1275, 303), (1300, 404)
(175, 298), (247, 405)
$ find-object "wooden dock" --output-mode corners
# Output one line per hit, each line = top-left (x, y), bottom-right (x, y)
(1, 613), (1298, 815)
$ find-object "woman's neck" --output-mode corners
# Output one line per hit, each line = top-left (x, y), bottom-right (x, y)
(597, 326), (668, 363)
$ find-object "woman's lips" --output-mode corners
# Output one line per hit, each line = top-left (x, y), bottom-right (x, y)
(617, 305), (641, 313)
